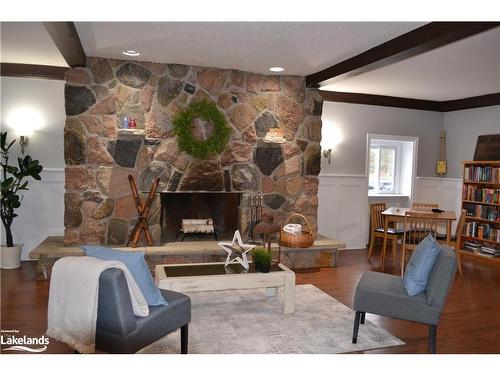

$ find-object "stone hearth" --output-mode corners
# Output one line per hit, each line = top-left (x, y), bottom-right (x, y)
(30, 235), (345, 280)
(63, 57), (323, 246)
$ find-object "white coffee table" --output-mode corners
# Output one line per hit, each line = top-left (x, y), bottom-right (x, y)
(155, 262), (296, 314)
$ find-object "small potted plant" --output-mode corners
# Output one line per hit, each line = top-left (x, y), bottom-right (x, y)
(252, 247), (272, 273)
(1, 132), (43, 269)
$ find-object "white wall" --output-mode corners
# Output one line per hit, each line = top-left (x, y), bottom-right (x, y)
(444, 105), (500, 178)
(1, 77), (65, 259)
(320, 102), (443, 177)
(319, 102), (443, 248)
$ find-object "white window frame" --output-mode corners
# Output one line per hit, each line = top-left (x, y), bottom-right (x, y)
(366, 134), (419, 198)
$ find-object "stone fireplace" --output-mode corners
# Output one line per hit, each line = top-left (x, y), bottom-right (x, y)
(63, 57), (323, 246)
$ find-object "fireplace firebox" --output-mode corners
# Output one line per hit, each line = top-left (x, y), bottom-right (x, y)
(160, 192), (242, 242)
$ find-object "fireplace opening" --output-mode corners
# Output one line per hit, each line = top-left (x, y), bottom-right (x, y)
(160, 192), (242, 242)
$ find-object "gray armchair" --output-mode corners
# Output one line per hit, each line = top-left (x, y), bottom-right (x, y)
(352, 245), (457, 353)
(95, 268), (191, 354)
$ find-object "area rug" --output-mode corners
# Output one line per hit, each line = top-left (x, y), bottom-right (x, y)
(138, 284), (404, 354)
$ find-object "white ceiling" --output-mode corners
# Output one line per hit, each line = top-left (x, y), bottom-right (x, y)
(321, 27), (500, 101)
(0, 22), (68, 67)
(1, 22), (498, 101)
(74, 22), (423, 76)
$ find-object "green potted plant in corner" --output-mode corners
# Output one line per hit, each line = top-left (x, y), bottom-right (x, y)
(1, 132), (43, 269)
(252, 247), (272, 273)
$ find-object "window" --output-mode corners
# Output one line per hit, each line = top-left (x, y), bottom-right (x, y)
(369, 146), (396, 193)
(367, 134), (418, 197)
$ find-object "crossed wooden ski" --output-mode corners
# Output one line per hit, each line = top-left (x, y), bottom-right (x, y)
(127, 175), (160, 248)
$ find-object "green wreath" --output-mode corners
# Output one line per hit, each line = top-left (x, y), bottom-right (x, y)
(173, 100), (231, 160)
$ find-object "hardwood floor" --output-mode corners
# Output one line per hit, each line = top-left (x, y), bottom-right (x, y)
(1, 247), (499, 354)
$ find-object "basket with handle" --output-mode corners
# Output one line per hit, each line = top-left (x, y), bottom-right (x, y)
(279, 213), (315, 248)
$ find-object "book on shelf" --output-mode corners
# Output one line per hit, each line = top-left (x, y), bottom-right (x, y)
(464, 165), (500, 183)
(462, 185), (500, 204)
(463, 240), (483, 247)
(463, 221), (500, 241)
(463, 202), (500, 221)
(480, 245), (500, 256)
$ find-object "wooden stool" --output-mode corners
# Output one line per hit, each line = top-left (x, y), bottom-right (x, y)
(127, 175), (160, 248)
(253, 219), (281, 264)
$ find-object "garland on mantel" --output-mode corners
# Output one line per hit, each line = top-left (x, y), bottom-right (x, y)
(173, 100), (231, 160)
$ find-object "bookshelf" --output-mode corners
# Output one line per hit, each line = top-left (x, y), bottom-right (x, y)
(460, 161), (500, 263)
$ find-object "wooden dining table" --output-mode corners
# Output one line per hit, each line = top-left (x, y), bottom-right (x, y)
(380, 207), (457, 271)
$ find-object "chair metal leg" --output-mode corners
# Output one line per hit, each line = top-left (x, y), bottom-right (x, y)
(352, 311), (362, 344)
(429, 325), (437, 354)
(181, 324), (189, 354)
(360, 312), (366, 324)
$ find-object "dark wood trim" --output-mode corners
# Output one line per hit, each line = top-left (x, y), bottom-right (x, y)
(306, 22), (500, 87)
(319, 90), (442, 111)
(320, 90), (500, 112)
(42, 22), (86, 67)
(0, 63), (68, 80)
(440, 93), (500, 112)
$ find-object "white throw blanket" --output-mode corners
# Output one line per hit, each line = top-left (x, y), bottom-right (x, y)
(46, 256), (149, 353)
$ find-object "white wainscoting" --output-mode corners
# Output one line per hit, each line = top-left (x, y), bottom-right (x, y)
(414, 177), (463, 233)
(1, 168), (65, 260)
(318, 175), (463, 250)
(318, 174), (369, 249)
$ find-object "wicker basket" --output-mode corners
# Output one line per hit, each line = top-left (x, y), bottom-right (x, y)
(279, 213), (315, 248)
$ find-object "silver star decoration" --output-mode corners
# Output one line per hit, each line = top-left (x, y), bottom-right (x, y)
(218, 230), (255, 269)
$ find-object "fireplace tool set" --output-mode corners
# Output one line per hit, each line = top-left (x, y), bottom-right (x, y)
(248, 194), (263, 242)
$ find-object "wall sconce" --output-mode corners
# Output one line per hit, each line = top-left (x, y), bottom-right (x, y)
(19, 136), (29, 155)
(321, 123), (342, 165)
(6, 106), (44, 155)
(322, 148), (333, 164)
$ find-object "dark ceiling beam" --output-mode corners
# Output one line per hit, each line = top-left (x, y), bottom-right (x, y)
(1, 63), (68, 80)
(320, 90), (500, 112)
(319, 91), (442, 112)
(306, 22), (500, 88)
(440, 93), (500, 112)
(42, 22), (86, 67)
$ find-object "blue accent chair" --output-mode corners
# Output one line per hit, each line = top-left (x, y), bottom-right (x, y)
(352, 246), (457, 353)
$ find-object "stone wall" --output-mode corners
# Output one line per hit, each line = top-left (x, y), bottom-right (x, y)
(63, 57), (323, 246)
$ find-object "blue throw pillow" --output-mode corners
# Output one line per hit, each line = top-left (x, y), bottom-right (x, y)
(82, 245), (167, 306)
(403, 235), (441, 296)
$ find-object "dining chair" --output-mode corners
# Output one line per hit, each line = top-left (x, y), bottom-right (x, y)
(411, 202), (439, 211)
(401, 211), (439, 276)
(438, 209), (466, 275)
(367, 202), (405, 267)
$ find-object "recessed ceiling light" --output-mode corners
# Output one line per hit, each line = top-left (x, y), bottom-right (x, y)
(122, 50), (140, 57)
(269, 66), (285, 72)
